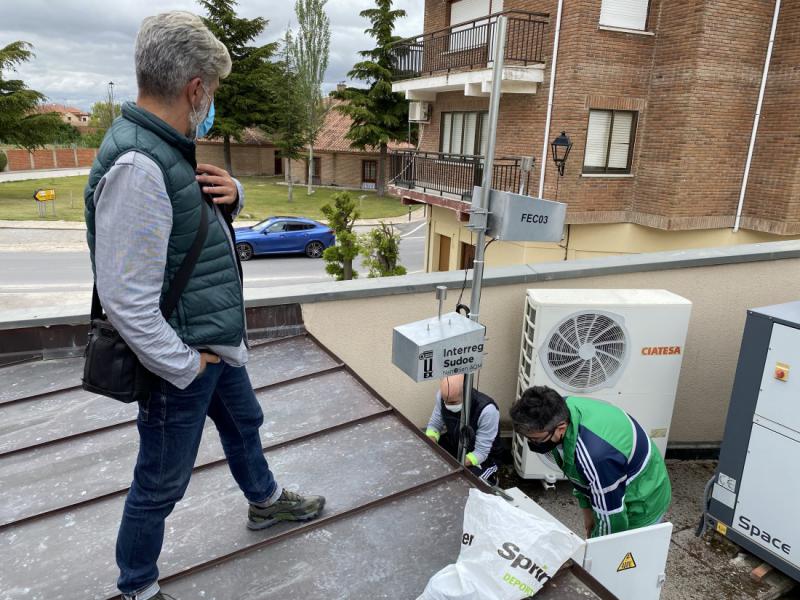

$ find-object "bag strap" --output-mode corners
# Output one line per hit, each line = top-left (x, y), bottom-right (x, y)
(91, 198), (210, 321)
(160, 198), (209, 319)
(90, 282), (104, 320)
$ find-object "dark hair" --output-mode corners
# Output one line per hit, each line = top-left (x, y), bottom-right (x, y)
(509, 386), (569, 434)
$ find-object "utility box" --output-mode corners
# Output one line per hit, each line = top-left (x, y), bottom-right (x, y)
(392, 312), (485, 382)
(470, 186), (566, 243)
(708, 301), (800, 581)
(408, 101), (431, 123)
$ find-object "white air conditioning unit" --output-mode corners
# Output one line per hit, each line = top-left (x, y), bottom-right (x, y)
(409, 101), (431, 123)
(513, 289), (692, 482)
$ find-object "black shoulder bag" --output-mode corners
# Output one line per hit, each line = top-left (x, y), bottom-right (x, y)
(82, 200), (209, 402)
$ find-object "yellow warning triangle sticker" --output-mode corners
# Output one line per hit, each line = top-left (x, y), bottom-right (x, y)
(617, 552), (637, 572)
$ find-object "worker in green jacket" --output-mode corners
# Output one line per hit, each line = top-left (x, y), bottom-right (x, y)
(510, 386), (671, 538)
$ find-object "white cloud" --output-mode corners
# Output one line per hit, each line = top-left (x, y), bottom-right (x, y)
(3, 0), (423, 110)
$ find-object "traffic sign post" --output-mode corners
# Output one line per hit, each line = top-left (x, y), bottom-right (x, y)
(33, 188), (56, 218)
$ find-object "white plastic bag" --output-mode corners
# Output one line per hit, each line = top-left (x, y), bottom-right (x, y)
(419, 489), (582, 600)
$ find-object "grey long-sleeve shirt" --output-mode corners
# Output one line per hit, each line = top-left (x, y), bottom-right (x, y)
(93, 150), (248, 389)
(426, 391), (500, 465)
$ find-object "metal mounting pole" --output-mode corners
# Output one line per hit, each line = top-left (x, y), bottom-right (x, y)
(458, 15), (507, 465)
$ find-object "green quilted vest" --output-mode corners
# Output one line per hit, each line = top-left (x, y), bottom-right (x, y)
(85, 102), (244, 347)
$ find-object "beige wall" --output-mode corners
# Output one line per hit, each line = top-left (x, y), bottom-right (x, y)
(289, 152), (379, 189)
(425, 205), (800, 271)
(302, 257), (800, 445)
(196, 143), (277, 176)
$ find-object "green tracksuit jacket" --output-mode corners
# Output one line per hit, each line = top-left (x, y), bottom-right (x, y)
(548, 396), (671, 537)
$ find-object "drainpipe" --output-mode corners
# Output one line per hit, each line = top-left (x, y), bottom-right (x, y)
(734, 0), (780, 233)
(537, 0), (565, 198)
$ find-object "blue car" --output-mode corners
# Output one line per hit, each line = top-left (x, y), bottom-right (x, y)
(234, 216), (335, 261)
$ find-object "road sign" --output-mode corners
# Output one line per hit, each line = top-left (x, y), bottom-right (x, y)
(471, 186), (567, 243)
(33, 189), (56, 202)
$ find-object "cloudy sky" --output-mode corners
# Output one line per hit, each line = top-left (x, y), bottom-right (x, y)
(3, 0), (423, 111)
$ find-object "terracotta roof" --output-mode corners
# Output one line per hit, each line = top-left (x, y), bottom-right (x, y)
(201, 99), (414, 153)
(202, 127), (271, 145)
(37, 103), (88, 116)
(313, 98), (414, 154)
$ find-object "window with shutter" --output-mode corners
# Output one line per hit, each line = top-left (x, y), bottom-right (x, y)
(608, 112), (633, 169)
(439, 111), (489, 157)
(583, 109), (637, 174)
(451, 113), (465, 154)
(449, 0), (502, 51)
(450, 0), (491, 25)
(479, 113), (490, 156)
(441, 113), (453, 153)
(463, 113), (478, 155)
(599, 0), (649, 31)
(584, 111), (612, 170)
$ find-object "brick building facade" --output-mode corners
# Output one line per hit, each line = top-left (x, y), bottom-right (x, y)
(289, 99), (413, 190)
(389, 0), (799, 271)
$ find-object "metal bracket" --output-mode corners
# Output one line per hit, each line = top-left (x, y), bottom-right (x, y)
(466, 207), (488, 232)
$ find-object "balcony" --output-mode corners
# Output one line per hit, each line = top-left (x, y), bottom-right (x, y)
(388, 150), (532, 220)
(390, 11), (549, 100)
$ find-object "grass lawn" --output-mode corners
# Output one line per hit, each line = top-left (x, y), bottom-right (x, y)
(0, 175), (409, 222)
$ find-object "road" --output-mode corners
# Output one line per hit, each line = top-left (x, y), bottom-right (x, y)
(0, 221), (427, 311)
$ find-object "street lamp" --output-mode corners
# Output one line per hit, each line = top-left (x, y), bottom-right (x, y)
(551, 131), (572, 177)
(108, 81), (116, 120)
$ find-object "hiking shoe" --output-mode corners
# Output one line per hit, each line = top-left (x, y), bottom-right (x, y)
(247, 489), (326, 530)
(122, 592), (176, 600)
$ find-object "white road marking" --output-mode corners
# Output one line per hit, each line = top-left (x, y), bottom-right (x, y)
(400, 222), (427, 237)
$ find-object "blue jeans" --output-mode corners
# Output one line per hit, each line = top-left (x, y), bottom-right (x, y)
(116, 361), (278, 595)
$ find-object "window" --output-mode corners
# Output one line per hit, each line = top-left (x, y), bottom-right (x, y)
(599, 0), (650, 31)
(449, 0), (502, 26)
(448, 0), (502, 52)
(440, 111), (489, 156)
(284, 222), (311, 232)
(267, 222), (286, 233)
(583, 109), (637, 174)
(362, 160), (377, 183)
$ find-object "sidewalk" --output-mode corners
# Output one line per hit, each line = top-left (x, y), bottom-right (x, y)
(0, 206), (425, 232)
(0, 167), (90, 183)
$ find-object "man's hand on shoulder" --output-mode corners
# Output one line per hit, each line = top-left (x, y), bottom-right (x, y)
(196, 163), (238, 205)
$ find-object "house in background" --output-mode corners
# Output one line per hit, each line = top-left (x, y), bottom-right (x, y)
(197, 127), (282, 177)
(37, 103), (91, 128)
(288, 98), (413, 191)
(388, 0), (800, 272)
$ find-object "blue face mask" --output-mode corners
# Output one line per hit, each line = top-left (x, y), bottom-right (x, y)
(196, 100), (215, 139)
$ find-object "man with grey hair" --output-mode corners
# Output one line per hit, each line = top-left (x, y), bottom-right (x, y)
(85, 12), (324, 600)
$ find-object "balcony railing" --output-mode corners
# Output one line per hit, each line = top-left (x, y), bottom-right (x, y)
(389, 150), (532, 200)
(390, 11), (548, 80)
